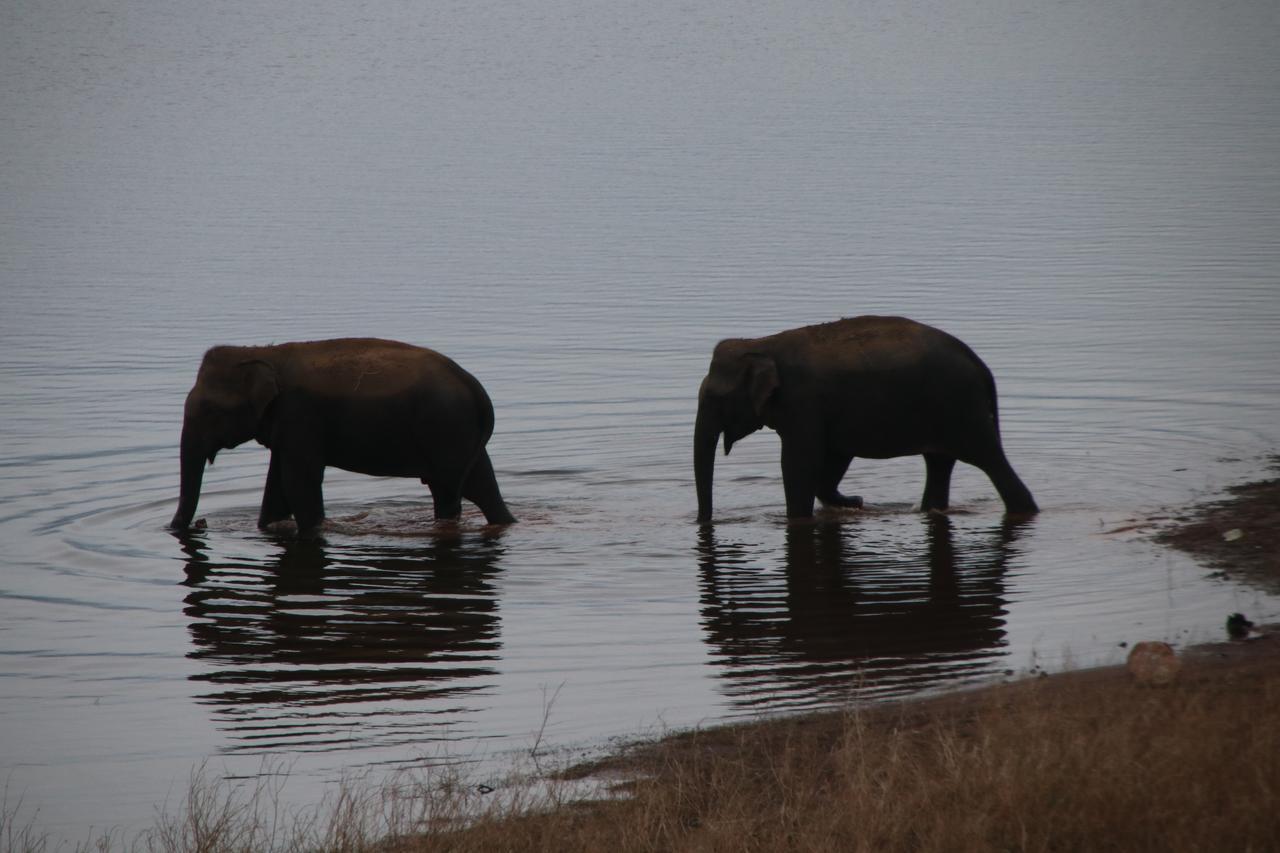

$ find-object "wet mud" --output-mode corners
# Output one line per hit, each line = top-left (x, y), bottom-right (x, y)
(1156, 459), (1280, 589)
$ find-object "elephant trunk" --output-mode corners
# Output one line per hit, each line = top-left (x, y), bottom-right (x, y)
(170, 426), (206, 530)
(694, 403), (721, 523)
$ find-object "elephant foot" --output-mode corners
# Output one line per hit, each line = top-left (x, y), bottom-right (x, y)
(481, 507), (517, 525)
(432, 500), (463, 521)
(819, 492), (864, 509)
(294, 523), (326, 541)
(289, 512), (326, 540)
(259, 518), (295, 535)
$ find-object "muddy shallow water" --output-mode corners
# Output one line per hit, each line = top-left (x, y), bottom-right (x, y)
(3, 0), (1279, 840)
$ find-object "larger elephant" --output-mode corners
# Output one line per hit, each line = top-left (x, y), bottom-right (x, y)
(694, 316), (1037, 521)
(169, 338), (516, 535)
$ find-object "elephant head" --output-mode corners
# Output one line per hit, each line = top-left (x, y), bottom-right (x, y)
(170, 349), (278, 530)
(694, 341), (780, 522)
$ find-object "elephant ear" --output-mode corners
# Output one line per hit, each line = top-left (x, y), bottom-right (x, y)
(746, 354), (779, 415)
(239, 360), (279, 419)
(701, 359), (738, 399)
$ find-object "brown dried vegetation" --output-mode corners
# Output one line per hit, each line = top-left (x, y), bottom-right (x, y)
(410, 646), (1279, 853)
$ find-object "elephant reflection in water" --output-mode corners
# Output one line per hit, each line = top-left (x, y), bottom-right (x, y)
(697, 516), (1030, 711)
(177, 533), (504, 753)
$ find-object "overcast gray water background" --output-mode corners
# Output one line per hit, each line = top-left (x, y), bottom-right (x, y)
(2, 0), (1279, 841)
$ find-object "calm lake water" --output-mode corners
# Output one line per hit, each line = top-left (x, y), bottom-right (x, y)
(3, 0), (1278, 841)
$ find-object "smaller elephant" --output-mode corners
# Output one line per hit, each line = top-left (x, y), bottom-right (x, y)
(694, 316), (1038, 521)
(170, 338), (516, 536)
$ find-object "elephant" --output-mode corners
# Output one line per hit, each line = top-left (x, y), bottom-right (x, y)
(169, 338), (516, 535)
(694, 316), (1038, 522)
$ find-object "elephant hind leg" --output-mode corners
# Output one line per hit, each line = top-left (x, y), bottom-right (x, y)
(425, 480), (463, 520)
(987, 455), (1038, 515)
(462, 449), (516, 525)
(951, 408), (1038, 515)
(921, 453), (956, 512)
(816, 452), (863, 509)
(962, 447), (1038, 515)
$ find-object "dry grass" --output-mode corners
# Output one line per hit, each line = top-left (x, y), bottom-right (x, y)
(7, 645), (1279, 853)
(417, 648), (1280, 853)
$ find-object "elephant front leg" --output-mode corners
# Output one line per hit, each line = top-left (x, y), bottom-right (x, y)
(277, 451), (326, 537)
(780, 435), (820, 519)
(258, 453), (293, 529)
